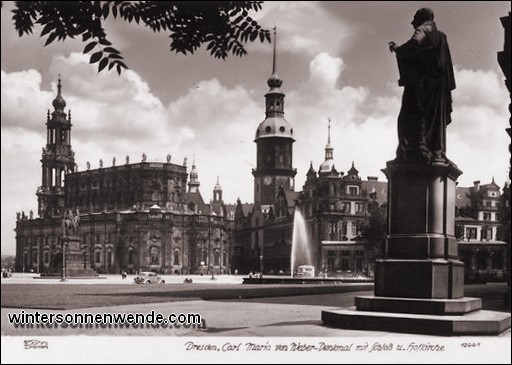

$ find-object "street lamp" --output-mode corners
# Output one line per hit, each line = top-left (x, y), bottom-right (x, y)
(259, 255), (263, 275)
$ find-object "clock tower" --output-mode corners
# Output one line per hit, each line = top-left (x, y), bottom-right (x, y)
(253, 28), (296, 207)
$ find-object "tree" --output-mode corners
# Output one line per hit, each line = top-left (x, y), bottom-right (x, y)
(361, 200), (387, 262)
(3, 1), (271, 74)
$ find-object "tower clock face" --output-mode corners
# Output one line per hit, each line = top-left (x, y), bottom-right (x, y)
(263, 176), (273, 185)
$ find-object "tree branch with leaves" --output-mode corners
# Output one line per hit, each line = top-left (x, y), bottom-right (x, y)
(4, 1), (271, 74)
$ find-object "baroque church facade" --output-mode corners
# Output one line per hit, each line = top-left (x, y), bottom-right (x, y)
(15, 79), (234, 275)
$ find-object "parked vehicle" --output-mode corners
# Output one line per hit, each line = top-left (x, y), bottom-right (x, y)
(2, 269), (12, 278)
(295, 265), (315, 278)
(134, 271), (165, 284)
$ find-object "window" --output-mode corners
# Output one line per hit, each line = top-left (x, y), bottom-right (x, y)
(106, 250), (113, 265)
(354, 222), (363, 236)
(327, 251), (335, 270)
(329, 222), (337, 240)
(347, 186), (358, 195)
(356, 203), (364, 214)
(44, 252), (49, 264)
(351, 223), (358, 236)
(341, 251), (350, 270)
(481, 228), (492, 241)
(466, 227), (477, 240)
(222, 251), (227, 267)
(342, 202), (351, 213)
(214, 251), (220, 266)
(173, 250), (180, 266)
(95, 250), (101, 264)
(341, 221), (347, 235)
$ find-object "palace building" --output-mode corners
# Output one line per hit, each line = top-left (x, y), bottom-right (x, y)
(233, 31), (388, 276)
(456, 179), (509, 282)
(15, 79), (234, 275)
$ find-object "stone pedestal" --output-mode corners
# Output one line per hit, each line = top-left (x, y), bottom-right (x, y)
(322, 159), (511, 335)
(63, 235), (98, 278)
(376, 160), (464, 299)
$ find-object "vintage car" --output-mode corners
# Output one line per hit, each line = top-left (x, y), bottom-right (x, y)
(134, 271), (165, 284)
(295, 265), (315, 278)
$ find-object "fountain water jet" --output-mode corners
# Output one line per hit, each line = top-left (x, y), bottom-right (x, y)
(291, 207), (312, 277)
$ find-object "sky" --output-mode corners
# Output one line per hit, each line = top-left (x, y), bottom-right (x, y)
(1, 1), (510, 256)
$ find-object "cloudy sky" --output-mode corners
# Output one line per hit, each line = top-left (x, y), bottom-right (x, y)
(1, 1), (510, 255)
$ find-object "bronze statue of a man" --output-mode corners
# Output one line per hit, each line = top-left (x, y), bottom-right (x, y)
(389, 8), (456, 161)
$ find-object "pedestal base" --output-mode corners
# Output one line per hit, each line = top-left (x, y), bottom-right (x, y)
(64, 235), (99, 278)
(322, 307), (511, 336)
(375, 259), (464, 299)
(355, 295), (482, 315)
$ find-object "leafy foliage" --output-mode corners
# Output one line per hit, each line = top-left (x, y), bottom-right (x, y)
(6, 1), (271, 74)
(361, 201), (387, 260)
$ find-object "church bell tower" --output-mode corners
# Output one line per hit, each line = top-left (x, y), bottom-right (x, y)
(37, 77), (76, 218)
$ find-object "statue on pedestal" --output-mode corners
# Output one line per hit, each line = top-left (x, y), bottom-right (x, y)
(62, 209), (80, 236)
(389, 8), (456, 162)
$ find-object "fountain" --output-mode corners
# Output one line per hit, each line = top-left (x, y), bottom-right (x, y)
(291, 207), (312, 277)
(242, 206), (371, 285)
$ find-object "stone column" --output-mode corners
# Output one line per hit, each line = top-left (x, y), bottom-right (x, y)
(375, 159), (464, 299)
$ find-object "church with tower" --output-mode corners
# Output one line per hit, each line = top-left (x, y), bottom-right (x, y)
(15, 78), (234, 275)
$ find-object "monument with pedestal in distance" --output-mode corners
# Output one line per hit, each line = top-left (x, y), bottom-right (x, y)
(322, 8), (511, 335)
(60, 209), (99, 279)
